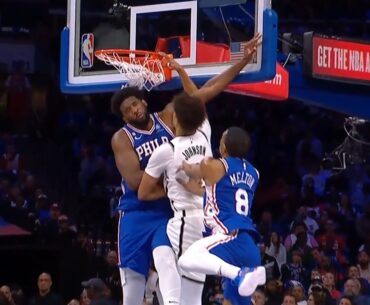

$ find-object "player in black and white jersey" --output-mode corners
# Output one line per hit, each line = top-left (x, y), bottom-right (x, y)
(138, 93), (210, 305)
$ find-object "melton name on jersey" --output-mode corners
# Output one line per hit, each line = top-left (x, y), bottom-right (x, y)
(204, 157), (260, 236)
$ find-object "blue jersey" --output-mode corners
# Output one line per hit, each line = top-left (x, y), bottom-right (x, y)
(119, 113), (174, 212)
(204, 157), (259, 234)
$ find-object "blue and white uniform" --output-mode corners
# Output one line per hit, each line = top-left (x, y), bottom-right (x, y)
(118, 113), (174, 276)
(203, 157), (261, 305)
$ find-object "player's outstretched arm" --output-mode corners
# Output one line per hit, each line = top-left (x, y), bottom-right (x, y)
(111, 130), (144, 191)
(192, 32), (262, 104)
(181, 158), (226, 186)
(159, 56), (199, 120)
(166, 56), (198, 95)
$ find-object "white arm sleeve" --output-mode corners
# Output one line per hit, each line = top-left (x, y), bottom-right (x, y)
(145, 143), (173, 178)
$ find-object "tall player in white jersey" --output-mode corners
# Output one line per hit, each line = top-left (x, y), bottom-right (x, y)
(138, 94), (211, 305)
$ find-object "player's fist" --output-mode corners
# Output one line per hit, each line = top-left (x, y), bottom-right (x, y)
(158, 52), (182, 71)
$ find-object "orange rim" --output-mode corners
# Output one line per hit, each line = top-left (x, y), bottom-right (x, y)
(95, 49), (172, 80)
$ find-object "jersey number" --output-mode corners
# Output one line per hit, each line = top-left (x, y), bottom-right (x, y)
(235, 188), (249, 216)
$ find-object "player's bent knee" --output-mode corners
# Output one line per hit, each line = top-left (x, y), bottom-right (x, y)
(178, 252), (191, 271)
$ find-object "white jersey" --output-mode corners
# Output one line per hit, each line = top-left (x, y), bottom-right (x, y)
(145, 119), (212, 212)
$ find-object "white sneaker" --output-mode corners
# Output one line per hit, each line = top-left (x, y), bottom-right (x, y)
(236, 266), (266, 297)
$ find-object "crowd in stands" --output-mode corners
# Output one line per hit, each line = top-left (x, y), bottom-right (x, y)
(0, 0), (370, 305)
(1, 90), (370, 305)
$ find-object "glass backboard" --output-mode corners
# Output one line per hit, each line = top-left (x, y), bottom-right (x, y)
(60, 0), (277, 93)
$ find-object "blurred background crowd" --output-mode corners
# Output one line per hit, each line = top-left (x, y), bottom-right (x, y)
(0, 0), (370, 305)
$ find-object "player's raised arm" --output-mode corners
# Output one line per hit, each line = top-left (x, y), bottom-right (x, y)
(111, 130), (144, 191)
(166, 56), (198, 95)
(192, 32), (262, 104)
(160, 56), (199, 118)
(181, 157), (226, 186)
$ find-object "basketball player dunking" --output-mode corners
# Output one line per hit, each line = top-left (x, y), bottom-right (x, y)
(111, 33), (261, 305)
(138, 94), (211, 305)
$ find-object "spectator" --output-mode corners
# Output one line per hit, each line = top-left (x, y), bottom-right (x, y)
(266, 232), (287, 271)
(311, 249), (323, 270)
(282, 250), (309, 287)
(286, 280), (307, 305)
(34, 194), (49, 223)
(29, 272), (63, 305)
(337, 193), (356, 226)
(284, 223), (318, 251)
(0, 292), (9, 305)
(258, 210), (276, 238)
(57, 214), (77, 245)
(316, 219), (347, 264)
(282, 294), (297, 305)
(0, 286), (15, 305)
(80, 289), (91, 305)
(81, 278), (116, 305)
(346, 265), (370, 296)
(259, 242), (281, 281)
(264, 279), (284, 305)
(290, 232), (314, 266)
(322, 272), (341, 300)
(301, 157), (331, 198)
(292, 207), (319, 235)
(357, 250), (370, 282)
(343, 278), (369, 305)
(0, 143), (25, 175)
(97, 251), (121, 302)
(308, 271), (323, 293)
(338, 296), (354, 305)
(307, 292), (325, 305)
(9, 284), (25, 305)
(252, 289), (266, 305)
(43, 203), (61, 237)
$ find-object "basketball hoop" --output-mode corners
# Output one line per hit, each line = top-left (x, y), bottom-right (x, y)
(95, 49), (172, 91)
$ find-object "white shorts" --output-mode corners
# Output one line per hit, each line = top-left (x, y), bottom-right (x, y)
(167, 209), (206, 282)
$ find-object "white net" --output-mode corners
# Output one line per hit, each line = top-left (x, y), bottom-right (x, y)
(95, 51), (166, 91)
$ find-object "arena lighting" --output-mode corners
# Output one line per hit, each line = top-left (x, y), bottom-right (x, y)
(322, 117), (370, 172)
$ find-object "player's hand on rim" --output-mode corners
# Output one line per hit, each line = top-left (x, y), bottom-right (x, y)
(158, 52), (182, 71)
(243, 32), (262, 62)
